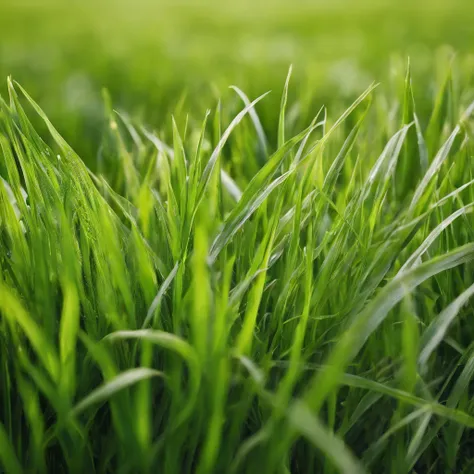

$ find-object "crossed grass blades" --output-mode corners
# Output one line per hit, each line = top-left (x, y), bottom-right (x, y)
(1, 61), (474, 473)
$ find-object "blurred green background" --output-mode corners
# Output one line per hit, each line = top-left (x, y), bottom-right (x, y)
(1, 0), (473, 160)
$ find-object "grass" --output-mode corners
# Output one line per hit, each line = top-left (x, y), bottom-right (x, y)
(1, 0), (474, 160)
(1, 57), (474, 473)
(2, 1), (474, 473)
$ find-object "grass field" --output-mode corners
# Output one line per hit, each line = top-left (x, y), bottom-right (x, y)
(1, 1), (474, 473)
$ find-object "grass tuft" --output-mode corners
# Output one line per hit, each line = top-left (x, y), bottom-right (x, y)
(1, 58), (474, 473)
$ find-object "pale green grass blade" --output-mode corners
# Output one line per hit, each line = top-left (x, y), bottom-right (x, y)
(231, 85), (268, 155)
(278, 65), (293, 148)
(197, 91), (271, 206)
(400, 204), (474, 272)
(142, 262), (179, 329)
(71, 368), (163, 416)
(419, 282), (474, 369)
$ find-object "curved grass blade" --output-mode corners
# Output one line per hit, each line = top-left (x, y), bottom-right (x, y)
(419, 282), (474, 370)
(105, 330), (201, 429)
(363, 407), (430, 466)
(142, 262), (179, 329)
(71, 368), (162, 416)
(208, 122), (320, 264)
(196, 91), (271, 206)
(399, 203), (474, 273)
(339, 373), (474, 427)
(230, 85), (268, 156)
(303, 243), (474, 414)
(410, 99), (474, 212)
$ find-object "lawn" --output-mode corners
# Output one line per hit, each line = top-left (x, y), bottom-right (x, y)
(1, 1), (474, 473)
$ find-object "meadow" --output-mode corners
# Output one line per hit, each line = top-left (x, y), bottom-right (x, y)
(1, 1), (474, 473)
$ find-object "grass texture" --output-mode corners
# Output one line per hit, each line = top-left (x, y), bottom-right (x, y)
(2, 51), (474, 473)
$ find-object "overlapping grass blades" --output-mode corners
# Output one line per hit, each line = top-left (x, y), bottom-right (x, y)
(1, 64), (474, 473)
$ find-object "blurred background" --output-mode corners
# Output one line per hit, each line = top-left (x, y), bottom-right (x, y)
(1, 0), (473, 160)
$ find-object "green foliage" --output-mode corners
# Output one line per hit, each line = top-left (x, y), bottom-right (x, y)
(1, 2), (474, 472)
(1, 60), (474, 472)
